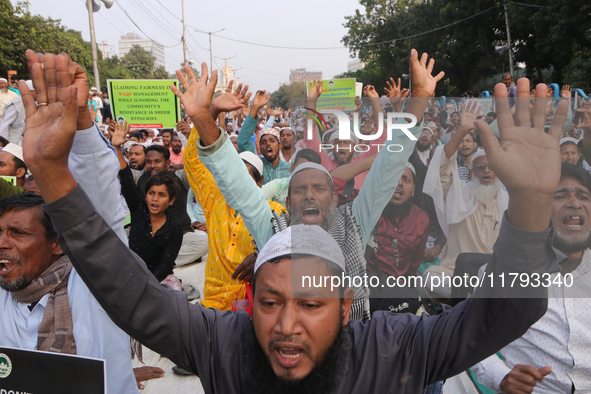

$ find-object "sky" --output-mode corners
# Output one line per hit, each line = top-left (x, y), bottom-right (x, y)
(13, 0), (366, 92)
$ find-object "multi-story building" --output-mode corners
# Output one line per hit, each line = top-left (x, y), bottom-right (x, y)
(290, 68), (323, 83)
(118, 33), (165, 69)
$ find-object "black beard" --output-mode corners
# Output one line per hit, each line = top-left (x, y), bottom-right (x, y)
(242, 324), (350, 394)
(416, 143), (430, 152)
(383, 199), (413, 219)
(172, 148), (182, 155)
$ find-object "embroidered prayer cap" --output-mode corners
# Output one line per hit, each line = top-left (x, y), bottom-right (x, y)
(254, 224), (346, 273)
(468, 148), (487, 169)
(2, 143), (23, 162)
(239, 151), (264, 176)
(259, 127), (281, 143)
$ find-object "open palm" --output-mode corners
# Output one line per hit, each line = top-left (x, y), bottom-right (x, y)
(410, 49), (445, 97)
(171, 63), (217, 119)
(476, 80), (566, 197)
(20, 52), (78, 170)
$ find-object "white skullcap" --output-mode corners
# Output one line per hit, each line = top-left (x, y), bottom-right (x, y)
(289, 162), (332, 185)
(2, 143), (23, 162)
(469, 148), (487, 169)
(254, 224), (346, 273)
(560, 137), (579, 146)
(239, 151), (264, 176)
(25, 80), (35, 91)
(406, 162), (416, 176)
(0, 78), (7, 83)
(91, 87), (97, 91)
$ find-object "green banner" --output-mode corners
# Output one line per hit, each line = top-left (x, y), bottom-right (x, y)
(107, 79), (180, 128)
(306, 78), (357, 110)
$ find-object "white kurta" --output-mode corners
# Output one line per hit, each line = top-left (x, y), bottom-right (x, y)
(423, 146), (508, 277)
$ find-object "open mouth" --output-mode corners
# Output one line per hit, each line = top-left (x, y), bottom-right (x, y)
(393, 188), (404, 198)
(302, 206), (320, 222)
(0, 259), (16, 276)
(274, 345), (304, 367)
(562, 215), (584, 230)
(150, 203), (160, 211)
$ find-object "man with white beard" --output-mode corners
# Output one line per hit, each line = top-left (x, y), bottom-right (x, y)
(0, 78), (18, 119)
(422, 100), (509, 302)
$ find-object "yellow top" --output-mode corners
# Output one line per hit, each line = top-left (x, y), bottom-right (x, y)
(183, 128), (285, 310)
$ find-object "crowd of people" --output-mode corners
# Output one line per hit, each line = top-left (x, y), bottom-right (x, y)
(0, 46), (590, 394)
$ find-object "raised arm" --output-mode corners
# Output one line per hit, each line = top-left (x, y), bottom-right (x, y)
(22, 52), (241, 389)
(173, 65), (275, 249)
(352, 49), (444, 245)
(443, 100), (481, 159)
(330, 154), (377, 181)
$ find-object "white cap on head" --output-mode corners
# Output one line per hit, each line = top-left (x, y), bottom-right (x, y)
(91, 87), (97, 91)
(406, 162), (416, 176)
(2, 143), (23, 162)
(254, 224), (346, 273)
(560, 137), (579, 146)
(239, 151), (264, 176)
(25, 80), (34, 91)
(0, 78), (7, 83)
(469, 148), (486, 169)
(289, 162), (332, 186)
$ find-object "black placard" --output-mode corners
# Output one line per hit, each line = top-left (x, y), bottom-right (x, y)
(0, 347), (105, 394)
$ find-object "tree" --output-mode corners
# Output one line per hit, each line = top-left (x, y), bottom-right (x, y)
(342, 0), (591, 95)
(0, 0), (94, 81)
(269, 81), (307, 109)
(119, 45), (156, 79)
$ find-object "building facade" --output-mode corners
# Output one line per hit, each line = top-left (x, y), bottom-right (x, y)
(118, 33), (165, 69)
(290, 68), (323, 83)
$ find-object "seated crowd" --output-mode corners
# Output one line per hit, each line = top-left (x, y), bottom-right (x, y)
(0, 47), (590, 394)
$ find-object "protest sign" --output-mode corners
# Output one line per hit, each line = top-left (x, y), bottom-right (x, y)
(0, 347), (105, 394)
(108, 79), (180, 128)
(306, 78), (357, 110)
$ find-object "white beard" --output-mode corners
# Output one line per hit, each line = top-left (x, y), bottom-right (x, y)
(471, 177), (502, 206)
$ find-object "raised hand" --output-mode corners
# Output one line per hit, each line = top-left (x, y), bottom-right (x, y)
(560, 84), (572, 99)
(266, 106), (283, 117)
(409, 49), (445, 98)
(475, 79), (568, 231)
(20, 50), (79, 202)
(111, 120), (130, 148)
(210, 80), (250, 119)
(171, 63), (218, 120)
(458, 100), (482, 132)
(252, 90), (270, 110)
(363, 85), (379, 98)
(308, 80), (323, 99)
(176, 121), (192, 139)
(385, 77), (410, 112)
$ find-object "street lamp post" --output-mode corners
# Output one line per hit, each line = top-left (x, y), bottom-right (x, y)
(87, 0), (101, 91)
(85, 0), (114, 91)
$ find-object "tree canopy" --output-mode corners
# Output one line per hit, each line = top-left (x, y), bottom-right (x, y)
(341, 0), (591, 95)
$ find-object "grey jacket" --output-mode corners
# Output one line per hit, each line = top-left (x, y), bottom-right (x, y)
(45, 185), (557, 394)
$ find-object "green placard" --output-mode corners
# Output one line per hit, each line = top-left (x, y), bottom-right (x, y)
(108, 79), (180, 128)
(306, 78), (357, 110)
